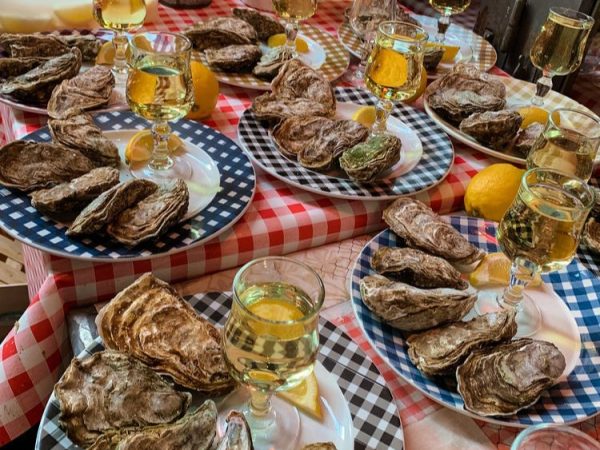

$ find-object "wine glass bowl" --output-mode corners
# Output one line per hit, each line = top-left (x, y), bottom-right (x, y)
(428, 0), (470, 43)
(272, 0), (318, 57)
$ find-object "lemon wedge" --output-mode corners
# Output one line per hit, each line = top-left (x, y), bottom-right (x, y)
(352, 106), (377, 128)
(125, 130), (185, 163)
(469, 252), (543, 288)
(267, 33), (310, 53)
(517, 106), (557, 129)
(54, 0), (94, 27)
(425, 42), (460, 63)
(278, 372), (323, 420)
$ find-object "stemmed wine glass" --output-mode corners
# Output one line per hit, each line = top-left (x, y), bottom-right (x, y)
(272, 0), (318, 57)
(428, 0), (470, 43)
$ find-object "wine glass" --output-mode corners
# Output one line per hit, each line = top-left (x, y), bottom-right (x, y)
(511, 423), (600, 450)
(126, 32), (194, 181)
(93, 0), (147, 77)
(529, 7), (594, 106)
(272, 0), (318, 58)
(428, 0), (470, 44)
(364, 21), (428, 135)
(220, 257), (324, 450)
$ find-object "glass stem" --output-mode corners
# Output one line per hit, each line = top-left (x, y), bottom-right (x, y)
(285, 19), (299, 55)
(499, 259), (537, 311)
(435, 13), (450, 43)
(150, 121), (173, 171)
(531, 72), (553, 106)
(372, 98), (393, 135)
(248, 389), (275, 430)
(112, 31), (128, 76)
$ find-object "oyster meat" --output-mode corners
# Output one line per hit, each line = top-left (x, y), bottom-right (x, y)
(48, 113), (120, 167)
(185, 17), (257, 50)
(0, 56), (48, 79)
(383, 198), (486, 272)
(407, 310), (517, 376)
(55, 350), (191, 447)
(514, 122), (544, 157)
(272, 115), (334, 158)
(205, 44), (262, 72)
(89, 401), (218, 450)
(233, 7), (285, 41)
(460, 110), (522, 150)
(360, 274), (477, 331)
(456, 338), (566, 416)
(0, 140), (94, 192)
(302, 444), (338, 450)
(0, 33), (101, 62)
(30, 167), (120, 220)
(216, 411), (253, 450)
(371, 247), (468, 289)
(252, 46), (293, 80)
(339, 135), (401, 182)
(106, 179), (189, 246)
(96, 273), (235, 394)
(67, 179), (158, 237)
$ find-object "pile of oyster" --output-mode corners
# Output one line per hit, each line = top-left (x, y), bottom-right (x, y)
(359, 198), (566, 416)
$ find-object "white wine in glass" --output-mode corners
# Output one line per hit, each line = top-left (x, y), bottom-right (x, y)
(272, 0), (317, 56)
(428, 0), (470, 43)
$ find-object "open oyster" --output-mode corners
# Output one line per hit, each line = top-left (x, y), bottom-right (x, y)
(360, 274), (477, 331)
(383, 198), (486, 272)
(253, 46), (293, 80)
(30, 167), (119, 220)
(407, 310), (517, 376)
(0, 33), (101, 62)
(205, 45), (262, 72)
(233, 7), (285, 41)
(460, 110), (522, 150)
(339, 135), (401, 182)
(185, 17), (257, 50)
(97, 273), (235, 394)
(302, 444), (338, 450)
(0, 140), (94, 192)
(55, 350), (191, 447)
(514, 122), (544, 157)
(457, 338), (565, 416)
(216, 411), (253, 450)
(371, 247), (468, 289)
(0, 56), (48, 79)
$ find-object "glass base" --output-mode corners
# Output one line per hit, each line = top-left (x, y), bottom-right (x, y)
(129, 156), (193, 182)
(475, 291), (542, 337)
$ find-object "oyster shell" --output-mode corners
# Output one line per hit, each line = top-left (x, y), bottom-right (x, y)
(96, 273), (235, 394)
(339, 135), (401, 182)
(88, 401), (218, 450)
(460, 110), (522, 150)
(185, 17), (257, 51)
(407, 310), (517, 376)
(205, 44), (262, 72)
(272, 116), (334, 158)
(59, 34), (103, 62)
(48, 113), (120, 167)
(55, 350), (191, 447)
(456, 338), (566, 416)
(0, 33), (101, 62)
(426, 63), (506, 99)
(252, 46), (293, 80)
(67, 179), (158, 237)
(383, 198), (486, 272)
(371, 247), (468, 289)
(583, 217), (600, 254)
(233, 7), (285, 41)
(514, 122), (544, 157)
(0, 56), (48, 79)
(106, 179), (189, 246)
(30, 167), (120, 220)
(302, 444), (338, 450)
(216, 411), (253, 450)
(360, 274), (477, 331)
(253, 94), (335, 123)
(0, 140), (94, 192)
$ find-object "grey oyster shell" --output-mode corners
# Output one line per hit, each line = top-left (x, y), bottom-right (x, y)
(252, 46), (293, 80)
(30, 167), (120, 220)
(54, 350), (191, 447)
(339, 135), (401, 182)
(89, 401), (217, 450)
(371, 247), (468, 290)
(205, 44), (262, 72)
(233, 7), (285, 41)
(0, 140), (94, 192)
(514, 122), (544, 157)
(0, 56), (48, 79)
(460, 110), (523, 150)
(0, 33), (101, 62)
(407, 310), (517, 377)
(272, 116), (334, 158)
(0, 48), (82, 104)
(360, 274), (477, 331)
(185, 17), (257, 50)
(59, 34), (102, 62)
(216, 411), (253, 450)
(456, 338), (566, 416)
(96, 273), (235, 394)
(48, 113), (120, 167)
(302, 444), (338, 450)
(383, 198), (486, 272)
(67, 179), (158, 237)
(583, 217), (600, 254)
(106, 179), (189, 246)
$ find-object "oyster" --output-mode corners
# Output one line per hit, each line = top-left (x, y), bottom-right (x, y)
(583, 217), (600, 254)
(371, 247), (468, 289)
(59, 34), (103, 62)
(514, 122), (544, 157)
(106, 179), (189, 246)
(456, 338), (566, 416)
(96, 273), (235, 394)
(233, 7), (285, 41)
(0, 48), (82, 104)
(0, 33), (101, 62)
(253, 46), (293, 80)
(302, 444), (338, 450)
(185, 17), (257, 50)
(0, 56), (48, 79)
(427, 63), (506, 99)
(0, 140), (94, 192)
(253, 94), (335, 123)
(383, 198), (486, 272)
(67, 179), (158, 237)
(48, 113), (120, 167)
(55, 350), (191, 447)
(407, 310), (517, 376)
(460, 110), (522, 150)
(216, 411), (253, 450)
(339, 135), (401, 182)
(30, 167), (120, 220)
(360, 274), (477, 331)
(88, 401), (218, 450)
(272, 116), (334, 158)
(47, 65), (115, 119)
(205, 45), (262, 72)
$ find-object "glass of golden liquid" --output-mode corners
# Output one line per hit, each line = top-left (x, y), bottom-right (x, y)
(126, 32), (194, 181)
(272, 0), (318, 57)
(93, 0), (147, 77)
(220, 257), (324, 450)
(529, 7), (594, 106)
(428, 0), (470, 43)
(527, 108), (600, 182)
(364, 21), (427, 135)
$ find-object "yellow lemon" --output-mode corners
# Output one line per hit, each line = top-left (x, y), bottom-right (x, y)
(277, 372), (323, 420)
(267, 33), (310, 53)
(125, 130), (185, 163)
(186, 60), (219, 120)
(368, 48), (408, 87)
(352, 106), (377, 128)
(464, 164), (525, 222)
(425, 42), (460, 63)
(470, 252), (542, 288)
(247, 298), (305, 339)
(404, 64), (428, 103)
(53, 0), (94, 27)
(517, 106), (559, 129)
